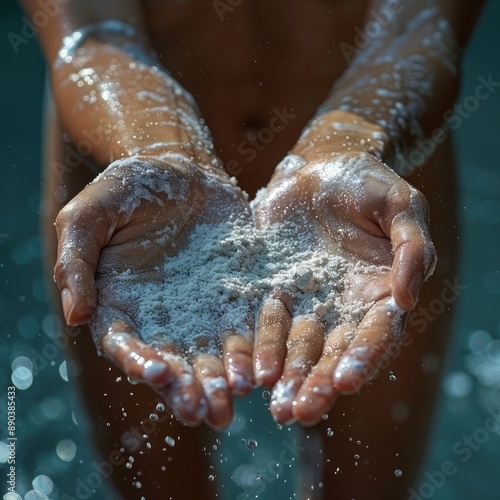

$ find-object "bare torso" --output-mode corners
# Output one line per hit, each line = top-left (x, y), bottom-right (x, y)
(142, 0), (370, 194)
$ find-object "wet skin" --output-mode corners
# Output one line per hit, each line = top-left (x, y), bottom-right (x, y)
(46, 0), (480, 429)
(253, 141), (435, 425)
(54, 110), (434, 431)
(27, 0), (485, 496)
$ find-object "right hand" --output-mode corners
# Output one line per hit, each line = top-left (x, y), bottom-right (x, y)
(54, 157), (255, 428)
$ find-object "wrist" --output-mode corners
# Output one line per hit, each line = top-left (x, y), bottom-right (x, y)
(292, 110), (394, 165)
(93, 154), (232, 189)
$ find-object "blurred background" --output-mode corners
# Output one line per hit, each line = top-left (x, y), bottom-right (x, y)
(1, 1), (499, 498)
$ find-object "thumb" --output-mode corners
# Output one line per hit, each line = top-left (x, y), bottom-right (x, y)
(54, 184), (117, 325)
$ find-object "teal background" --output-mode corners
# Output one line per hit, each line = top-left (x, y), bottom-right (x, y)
(1, 1), (499, 498)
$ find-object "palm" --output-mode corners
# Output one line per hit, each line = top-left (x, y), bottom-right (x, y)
(55, 159), (255, 428)
(252, 152), (435, 425)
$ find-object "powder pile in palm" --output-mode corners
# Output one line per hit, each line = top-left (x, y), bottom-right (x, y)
(95, 216), (379, 354)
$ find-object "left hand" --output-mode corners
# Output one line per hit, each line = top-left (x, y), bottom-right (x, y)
(252, 146), (436, 426)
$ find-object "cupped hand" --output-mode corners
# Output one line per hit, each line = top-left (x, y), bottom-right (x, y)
(54, 157), (254, 428)
(252, 150), (436, 425)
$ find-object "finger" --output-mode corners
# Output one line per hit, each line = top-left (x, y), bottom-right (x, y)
(383, 184), (437, 311)
(100, 319), (173, 387)
(54, 191), (114, 325)
(254, 295), (292, 387)
(193, 354), (233, 429)
(270, 315), (324, 424)
(152, 343), (209, 426)
(293, 324), (355, 426)
(333, 297), (407, 394)
(100, 315), (209, 425)
(223, 332), (254, 397)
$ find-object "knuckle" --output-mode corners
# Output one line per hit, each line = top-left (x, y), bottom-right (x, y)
(53, 260), (67, 288)
(55, 200), (81, 232)
(424, 239), (438, 273)
(413, 187), (430, 211)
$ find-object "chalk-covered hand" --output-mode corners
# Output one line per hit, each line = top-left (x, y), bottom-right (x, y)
(54, 157), (254, 428)
(252, 142), (436, 425)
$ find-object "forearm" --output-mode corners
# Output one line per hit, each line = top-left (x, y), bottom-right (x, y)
(52, 39), (218, 170)
(20, 0), (221, 174)
(296, 0), (486, 174)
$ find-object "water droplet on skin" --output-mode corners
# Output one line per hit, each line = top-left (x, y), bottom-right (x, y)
(394, 469), (403, 477)
(389, 372), (397, 381)
(208, 474), (215, 481)
(156, 403), (165, 412)
(165, 436), (176, 447)
(126, 462), (133, 469)
(150, 413), (158, 421)
(327, 428), (334, 437)
(321, 414), (329, 420)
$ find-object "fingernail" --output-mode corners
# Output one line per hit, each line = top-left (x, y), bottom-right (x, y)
(311, 384), (335, 397)
(334, 356), (368, 382)
(102, 332), (133, 354)
(256, 368), (276, 387)
(203, 376), (228, 396)
(61, 288), (74, 324)
(227, 361), (254, 396)
(271, 379), (298, 406)
(407, 274), (423, 308)
(228, 371), (253, 396)
(143, 359), (170, 385)
(169, 387), (208, 423)
(195, 397), (209, 420)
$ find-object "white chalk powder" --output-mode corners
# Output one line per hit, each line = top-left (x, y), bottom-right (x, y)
(93, 216), (382, 355)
